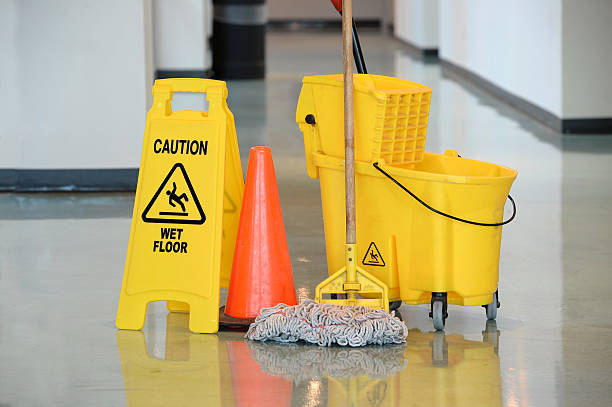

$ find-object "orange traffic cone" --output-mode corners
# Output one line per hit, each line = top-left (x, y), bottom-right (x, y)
(223, 146), (297, 321)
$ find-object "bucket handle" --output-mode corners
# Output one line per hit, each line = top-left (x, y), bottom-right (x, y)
(372, 162), (516, 227)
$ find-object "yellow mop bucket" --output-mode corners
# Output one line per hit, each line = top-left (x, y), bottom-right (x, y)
(308, 150), (517, 328)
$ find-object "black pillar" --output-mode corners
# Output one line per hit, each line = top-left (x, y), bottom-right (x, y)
(213, 0), (266, 79)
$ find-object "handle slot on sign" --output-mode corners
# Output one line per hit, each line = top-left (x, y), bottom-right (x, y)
(171, 92), (209, 113)
(152, 78), (227, 117)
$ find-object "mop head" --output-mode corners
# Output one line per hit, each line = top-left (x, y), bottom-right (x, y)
(246, 299), (407, 347)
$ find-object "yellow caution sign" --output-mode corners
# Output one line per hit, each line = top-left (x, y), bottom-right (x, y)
(116, 78), (243, 333)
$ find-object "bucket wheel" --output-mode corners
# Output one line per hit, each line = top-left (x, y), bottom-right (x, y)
(483, 290), (500, 320)
(429, 292), (448, 331)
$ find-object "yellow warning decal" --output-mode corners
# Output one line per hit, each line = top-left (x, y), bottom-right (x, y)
(362, 242), (385, 267)
(142, 163), (205, 225)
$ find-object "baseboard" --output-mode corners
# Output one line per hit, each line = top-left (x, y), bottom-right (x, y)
(0, 169), (138, 192)
(561, 118), (612, 134)
(440, 59), (612, 134)
(267, 19), (381, 31)
(394, 37), (439, 61)
(155, 69), (213, 79)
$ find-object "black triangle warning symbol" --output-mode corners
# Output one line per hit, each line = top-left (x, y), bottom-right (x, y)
(362, 242), (385, 267)
(141, 163), (206, 225)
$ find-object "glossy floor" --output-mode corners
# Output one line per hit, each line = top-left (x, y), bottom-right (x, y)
(1, 31), (612, 406)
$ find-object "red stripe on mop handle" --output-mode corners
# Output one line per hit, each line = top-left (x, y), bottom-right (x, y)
(330, 0), (342, 13)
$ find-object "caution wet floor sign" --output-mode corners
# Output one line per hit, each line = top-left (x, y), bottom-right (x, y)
(117, 79), (243, 334)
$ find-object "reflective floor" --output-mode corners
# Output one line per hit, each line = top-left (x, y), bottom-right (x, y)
(2, 31), (612, 406)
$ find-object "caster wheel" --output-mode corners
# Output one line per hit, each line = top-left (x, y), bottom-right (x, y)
(485, 291), (499, 320)
(432, 301), (445, 331)
(389, 300), (402, 311)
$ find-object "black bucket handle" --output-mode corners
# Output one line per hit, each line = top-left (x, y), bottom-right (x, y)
(372, 162), (516, 227)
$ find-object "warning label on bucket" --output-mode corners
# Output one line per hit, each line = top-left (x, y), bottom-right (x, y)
(362, 242), (385, 267)
(142, 163), (206, 225)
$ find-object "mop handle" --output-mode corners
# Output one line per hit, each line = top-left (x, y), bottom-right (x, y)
(343, 0), (356, 244)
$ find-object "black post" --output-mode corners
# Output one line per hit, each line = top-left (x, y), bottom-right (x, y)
(212, 0), (267, 79)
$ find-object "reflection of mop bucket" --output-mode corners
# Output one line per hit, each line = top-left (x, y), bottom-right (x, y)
(309, 150), (517, 329)
(400, 329), (502, 406)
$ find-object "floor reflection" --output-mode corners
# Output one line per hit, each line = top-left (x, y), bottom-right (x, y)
(116, 310), (503, 407)
(246, 321), (502, 406)
(399, 325), (501, 406)
(225, 341), (293, 407)
(116, 313), (225, 406)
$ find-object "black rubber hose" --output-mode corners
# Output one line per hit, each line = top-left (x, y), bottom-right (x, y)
(352, 19), (367, 74)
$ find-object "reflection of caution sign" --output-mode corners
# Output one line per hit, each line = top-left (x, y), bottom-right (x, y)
(141, 163), (205, 225)
(362, 242), (385, 267)
(116, 314), (223, 407)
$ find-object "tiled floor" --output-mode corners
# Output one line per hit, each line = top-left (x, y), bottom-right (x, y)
(1, 30), (611, 406)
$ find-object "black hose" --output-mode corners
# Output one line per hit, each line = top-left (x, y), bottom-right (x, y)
(338, 11), (368, 74)
(352, 20), (367, 74)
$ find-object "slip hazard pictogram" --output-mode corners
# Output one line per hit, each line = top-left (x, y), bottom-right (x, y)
(362, 242), (385, 267)
(142, 163), (206, 225)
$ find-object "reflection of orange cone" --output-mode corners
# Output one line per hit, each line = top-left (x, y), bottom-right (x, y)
(224, 146), (297, 319)
(226, 341), (292, 407)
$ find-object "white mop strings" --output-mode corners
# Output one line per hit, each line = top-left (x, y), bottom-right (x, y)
(246, 299), (408, 347)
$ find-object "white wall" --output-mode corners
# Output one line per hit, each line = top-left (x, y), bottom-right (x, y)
(394, 0), (438, 49)
(562, 0), (612, 118)
(439, 0), (563, 117)
(153, 0), (212, 72)
(0, 1), (21, 168)
(433, 0), (612, 120)
(0, 0), (153, 170)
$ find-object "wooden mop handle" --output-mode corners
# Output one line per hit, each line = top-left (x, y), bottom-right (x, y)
(343, 0), (356, 245)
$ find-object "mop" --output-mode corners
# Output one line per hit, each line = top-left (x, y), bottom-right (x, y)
(246, 300), (407, 346)
(246, 0), (407, 347)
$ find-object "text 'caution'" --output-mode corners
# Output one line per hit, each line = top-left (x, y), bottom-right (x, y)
(154, 139), (208, 156)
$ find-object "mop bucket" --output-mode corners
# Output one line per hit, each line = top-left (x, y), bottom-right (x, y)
(296, 74), (432, 178)
(309, 150), (517, 309)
